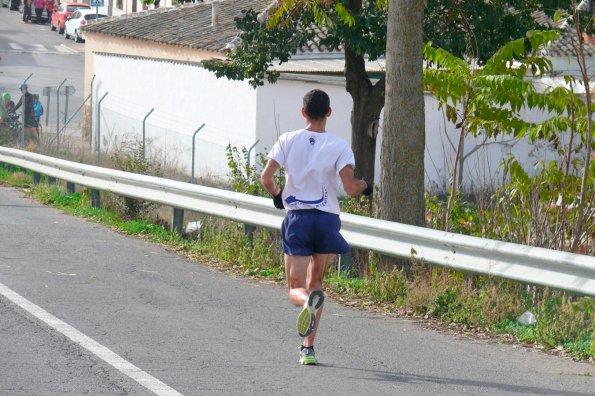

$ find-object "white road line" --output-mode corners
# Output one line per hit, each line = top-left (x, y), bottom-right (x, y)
(0, 281), (183, 396)
(55, 44), (77, 53)
(8, 43), (24, 50)
(31, 44), (48, 51)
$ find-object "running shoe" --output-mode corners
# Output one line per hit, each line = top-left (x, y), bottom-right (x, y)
(296, 290), (324, 337)
(299, 345), (317, 365)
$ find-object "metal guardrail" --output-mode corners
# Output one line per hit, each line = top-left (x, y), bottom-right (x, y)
(1, 147), (594, 297)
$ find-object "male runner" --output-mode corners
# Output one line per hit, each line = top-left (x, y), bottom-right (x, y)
(261, 89), (372, 365)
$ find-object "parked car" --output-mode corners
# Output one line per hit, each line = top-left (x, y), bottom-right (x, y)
(50, 2), (89, 34)
(64, 9), (106, 42)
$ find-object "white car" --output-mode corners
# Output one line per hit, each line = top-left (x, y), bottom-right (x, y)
(63, 9), (106, 43)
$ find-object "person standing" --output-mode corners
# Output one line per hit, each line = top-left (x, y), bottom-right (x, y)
(260, 89), (373, 365)
(3, 92), (15, 113)
(34, 0), (45, 23)
(45, 0), (54, 24)
(22, 0), (32, 23)
(13, 84), (38, 146)
(33, 94), (43, 133)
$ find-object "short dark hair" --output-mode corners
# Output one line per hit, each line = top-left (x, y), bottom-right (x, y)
(303, 89), (330, 120)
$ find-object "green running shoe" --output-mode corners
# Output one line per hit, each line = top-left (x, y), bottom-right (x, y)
(299, 345), (317, 365)
(296, 290), (324, 337)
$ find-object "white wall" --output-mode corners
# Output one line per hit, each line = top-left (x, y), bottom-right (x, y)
(93, 54), (257, 179)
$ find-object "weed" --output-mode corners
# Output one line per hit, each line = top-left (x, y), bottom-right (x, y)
(110, 139), (163, 219)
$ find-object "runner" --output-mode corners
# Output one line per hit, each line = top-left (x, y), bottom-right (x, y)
(260, 89), (373, 365)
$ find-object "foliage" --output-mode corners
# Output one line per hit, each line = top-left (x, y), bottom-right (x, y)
(0, 167), (32, 188)
(421, 29), (595, 230)
(197, 218), (284, 276)
(423, 0), (546, 63)
(226, 144), (284, 197)
(426, 192), (480, 235)
(110, 139), (163, 219)
(490, 157), (593, 250)
(424, 30), (559, 140)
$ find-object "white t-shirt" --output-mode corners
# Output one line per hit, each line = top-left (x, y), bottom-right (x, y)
(268, 128), (355, 215)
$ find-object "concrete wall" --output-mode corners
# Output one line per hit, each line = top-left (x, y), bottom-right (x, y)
(92, 53), (257, 178)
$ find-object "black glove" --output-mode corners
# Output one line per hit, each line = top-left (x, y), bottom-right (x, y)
(363, 181), (373, 196)
(273, 190), (285, 209)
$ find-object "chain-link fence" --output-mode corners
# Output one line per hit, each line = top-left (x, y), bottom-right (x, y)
(0, 71), (88, 156)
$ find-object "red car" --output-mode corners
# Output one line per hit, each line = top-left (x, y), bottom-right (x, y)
(50, 2), (90, 34)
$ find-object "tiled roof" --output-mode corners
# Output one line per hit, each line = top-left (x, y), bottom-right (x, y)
(83, 0), (269, 53)
(83, 0), (342, 56)
(532, 10), (595, 57)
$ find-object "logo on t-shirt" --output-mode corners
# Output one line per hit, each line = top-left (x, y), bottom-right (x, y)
(309, 137), (316, 145)
(285, 186), (328, 208)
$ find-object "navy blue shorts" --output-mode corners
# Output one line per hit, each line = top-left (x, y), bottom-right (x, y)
(281, 209), (350, 256)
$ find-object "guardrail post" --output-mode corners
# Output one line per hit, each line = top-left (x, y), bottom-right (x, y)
(339, 252), (353, 275)
(244, 224), (256, 242)
(67, 182), (75, 194)
(33, 172), (41, 184)
(172, 208), (184, 236)
(90, 189), (100, 208)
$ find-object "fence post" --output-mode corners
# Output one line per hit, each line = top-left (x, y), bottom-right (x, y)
(44, 87), (51, 127)
(242, 139), (260, 242)
(191, 123), (205, 184)
(33, 172), (41, 184)
(67, 182), (75, 194)
(172, 208), (184, 236)
(89, 74), (95, 148)
(63, 86), (71, 124)
(96, 92), (108, 164)
(246, 139), (260, 171)
(142, 108), (154, 161)
(56, 79), (67, 155)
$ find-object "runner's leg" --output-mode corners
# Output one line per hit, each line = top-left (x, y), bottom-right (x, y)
(302, 253), (332, 347)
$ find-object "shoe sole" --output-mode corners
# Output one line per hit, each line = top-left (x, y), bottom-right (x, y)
(296, 290), (324, 337)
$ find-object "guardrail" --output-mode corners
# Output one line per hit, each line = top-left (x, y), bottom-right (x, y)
(1, 147), (594, 297)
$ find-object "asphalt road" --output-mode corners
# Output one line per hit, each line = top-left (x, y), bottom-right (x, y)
(0, 185), (594, 395)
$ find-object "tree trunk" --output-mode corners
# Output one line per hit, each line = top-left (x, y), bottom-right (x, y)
(379, 0), (426, 273)
(345, 47), (385, 187)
